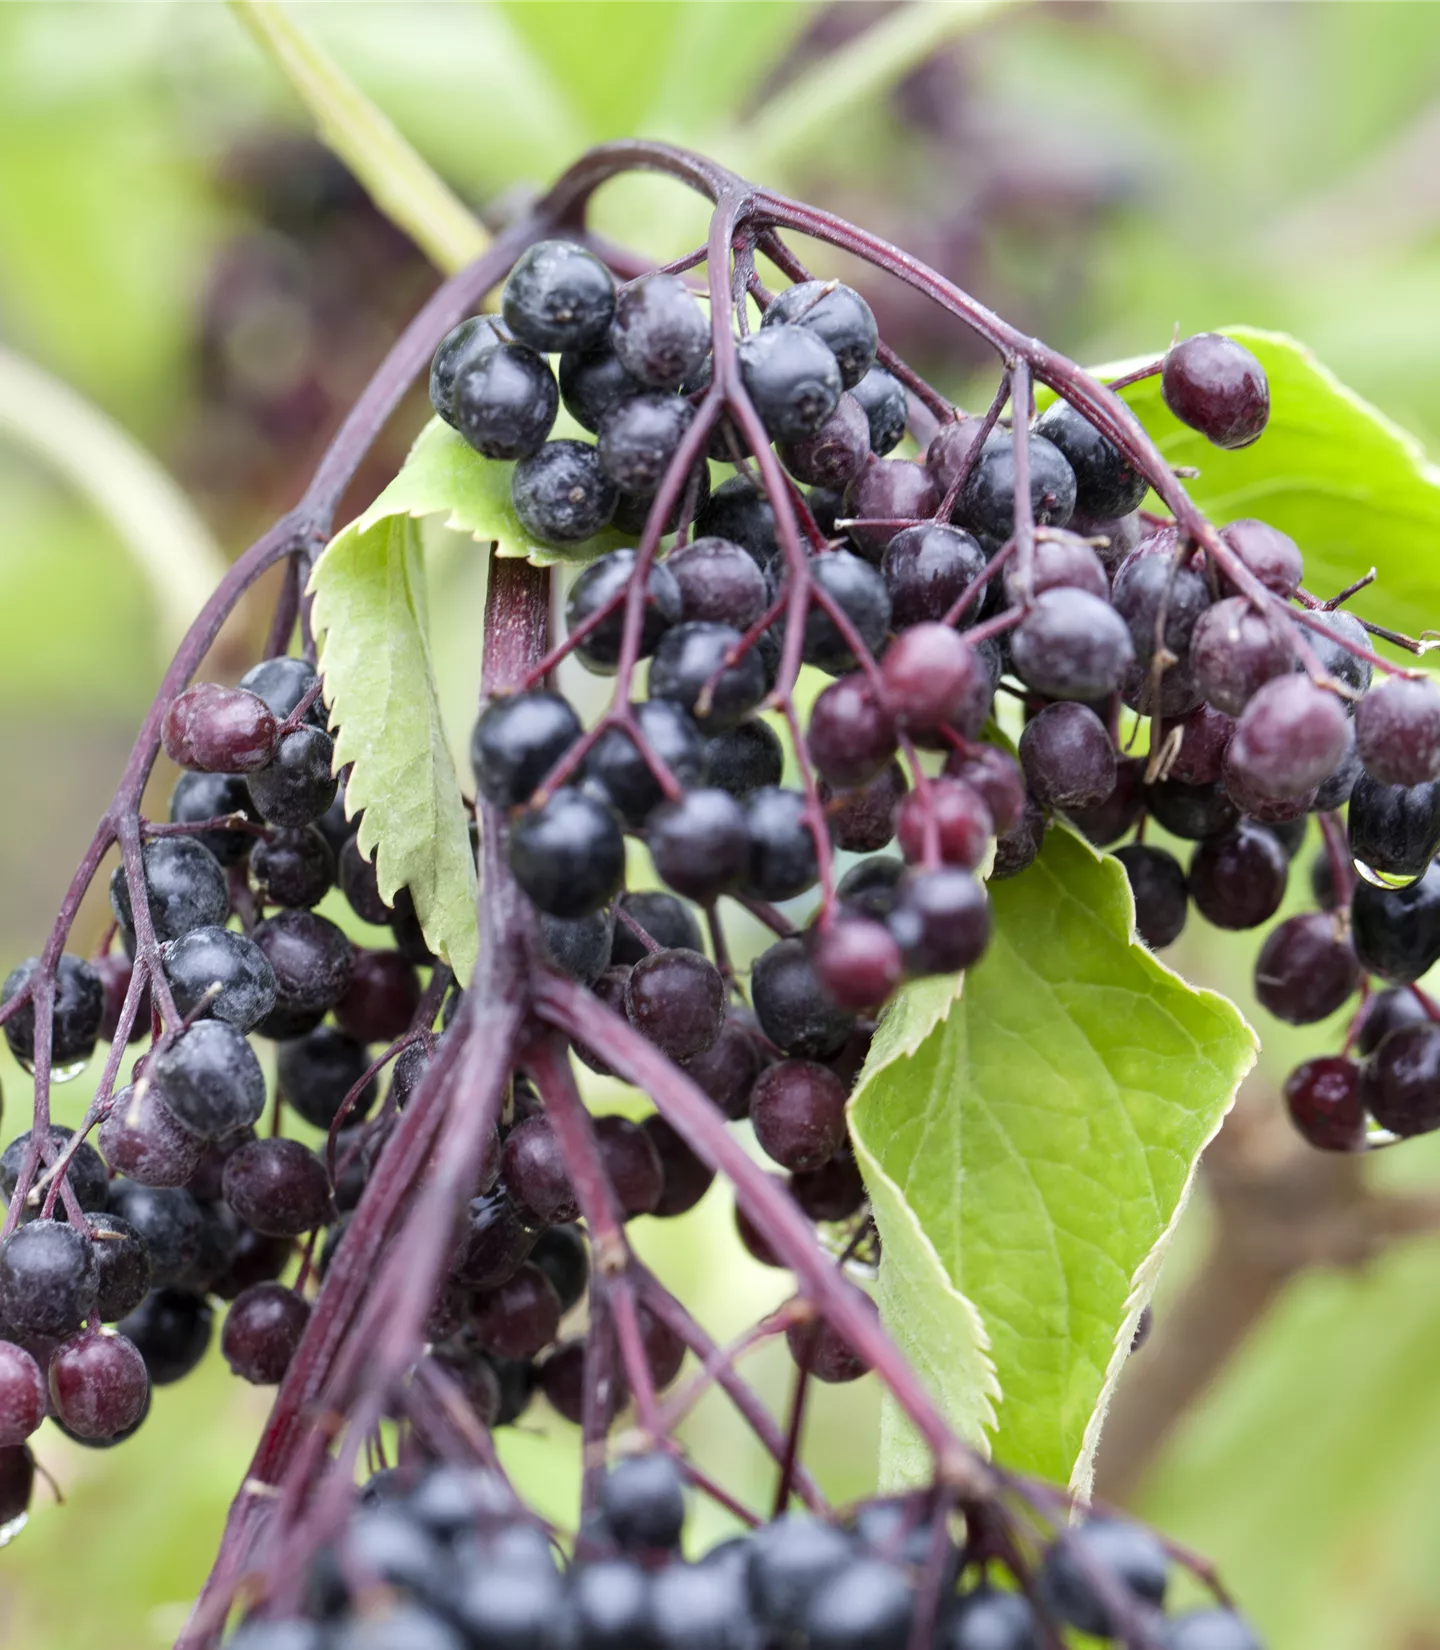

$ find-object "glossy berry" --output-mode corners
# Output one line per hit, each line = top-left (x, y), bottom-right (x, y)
(1188, 824), (1289, 930)
(610, 273), (709, 389)
(250, 826), (335, 908)
(1283, 1057), (1365, 1152)
(645, 1116), (716, 1217)
(625, 948), (726, 1063)
(647, 788), (749, 901)
(168, 770), (256, 866)
(779, 394), (871, 490)
(0, 1341), (45, 1448)
(1020, 702), (1116, 810)
(248, 726), (338, 829)
(850, 365), (909, 456)
(843, 458), (938, 559)
(162, 682), (278, 773)
(812, 916), (904, 1010)
(1066, 755), (1145, 847)
(1115, 845), (1188, 949)
(945, 1589), (1041, 1650)
(452, 341), (559, 460)
(822, 760), (906, 854)
(98, 1082), (204, 1188)
(1111, 535), (1211, 676)
(164, 924), (277, 1031)
(764, 280), (878, 389)
(222, 1281), (310, 1384)
(237, 657), (326, 727)
(887, 869), (991, 976)
(567, 548), (681, 672)
(223, 1137), (333, 1238)
(611, 891), (703, 966)
(1162, 332), (1269, 449)
(1163, 1609), (1265, 1650)
(1011, 588), (1134, 701)
(743, 787), (822, 902)
(586, 701), (704, 826)
(648, 621), (768, 730)
(752, 937), (855, 1060)
(807, 675), (896, 790)
(559, 343), (643, 433)
(509, 790), (625, 919)
(1305, 607), (1372, 700)
(1362, 1020), (1440, 1137)
(277, 1026), (377, 1130)
(1227, 674), (1349, 800)
(791, 549), (891, 675)
(472, 690), (581, 809)
(704, 719), (784, 799)
(681, 1010), (766, 1121)
(512, 440), (618, 545)
(471, 1264), (562, 1360)
(503, 1117), (578, 1225)
(961, 430), (1076, 543)
(0, 1221), (96, 1338)
(747, 1514), (855, 1637)
(666, 536), (768, 632)
(429, 314), (509, 425)
(750, 1061), (848, 1173)
(335, 949), (421, 1044)
(107, 1183), (202, 1288)
(1357, 988), (1429, 1056)
(1355, 675), (1440, 787)
(738, 324), (843, 443)
(944, 745), (1026, 837)
(1035, 398), (1147, 518)
(1189, 597), (1294, 716)
(882, 522), (988, 629)
(598, 392), (694, 497)
(1040, 1517), (1168, 1637)
(118, 1289), (213, 1385)
(1219, 518), (1303, 598)
(0, 1125), (108, 1218)
(152, 1018), (266, 1139)
(502, 240), (615, 352)
(110, 838), (228, 945)
(84, 1212), (152, 1322)
(597, 1451), (687, 1552)
(1, 952), (104, 1069)
(894, 780), (992, 870)
(1146, 777), (1239, 842)
(48, 1329), (149, 1439)
(1351, 864), (1440, 983)
(1254, 913), (1358, 1024)
(790, 1152), (866, 1223)
(694, 476), (780, 566)
(881, 623), (990, 735)
(529, 1224), (589, 1313)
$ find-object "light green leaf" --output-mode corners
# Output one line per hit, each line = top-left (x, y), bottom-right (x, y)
(309, 513), (478, 984)
(356, 414), (629, 569)
(1076, 327), (1440, 642)
(850, 828), (1256, 1492)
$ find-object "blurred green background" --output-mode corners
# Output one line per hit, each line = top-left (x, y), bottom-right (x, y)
(5, 3), (1440, 1646)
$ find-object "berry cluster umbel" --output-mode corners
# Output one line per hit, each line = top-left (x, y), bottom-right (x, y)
(2, 136), (1397, 1646)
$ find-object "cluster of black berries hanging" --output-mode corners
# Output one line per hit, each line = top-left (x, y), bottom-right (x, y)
(0, 653), (442, 1519)
(220, 1457), (1260, 1650)
(445, 238), (1438, 1159)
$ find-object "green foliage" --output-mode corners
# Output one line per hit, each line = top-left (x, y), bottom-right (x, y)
(309, 512), (478, 983)
(1091, 328), (1440, 641)
(850, 829), (1257, 1491)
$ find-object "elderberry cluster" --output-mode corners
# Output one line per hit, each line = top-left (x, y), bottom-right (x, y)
(0, 655), (439, 1523)
(224, 1456), (1261, 1650)
(446, 239), (1430, 1164)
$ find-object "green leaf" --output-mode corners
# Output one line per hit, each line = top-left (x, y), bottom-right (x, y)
(355, 414), (628, 569)
(309, 513), (477, 984)
(1077, 327), (1440, 642)
(850, 828), (1257, 1492)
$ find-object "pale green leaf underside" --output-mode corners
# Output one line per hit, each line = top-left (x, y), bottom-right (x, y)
(309, 514), (478, 984)
(356, 413), (629, 569)
(1069, 327), (1440, 642)
(851, 829), (1256, 1493)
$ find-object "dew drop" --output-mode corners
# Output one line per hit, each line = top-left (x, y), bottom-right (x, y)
(1353, 858), (1422, 891)
(0, 1509), (28, 1549)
